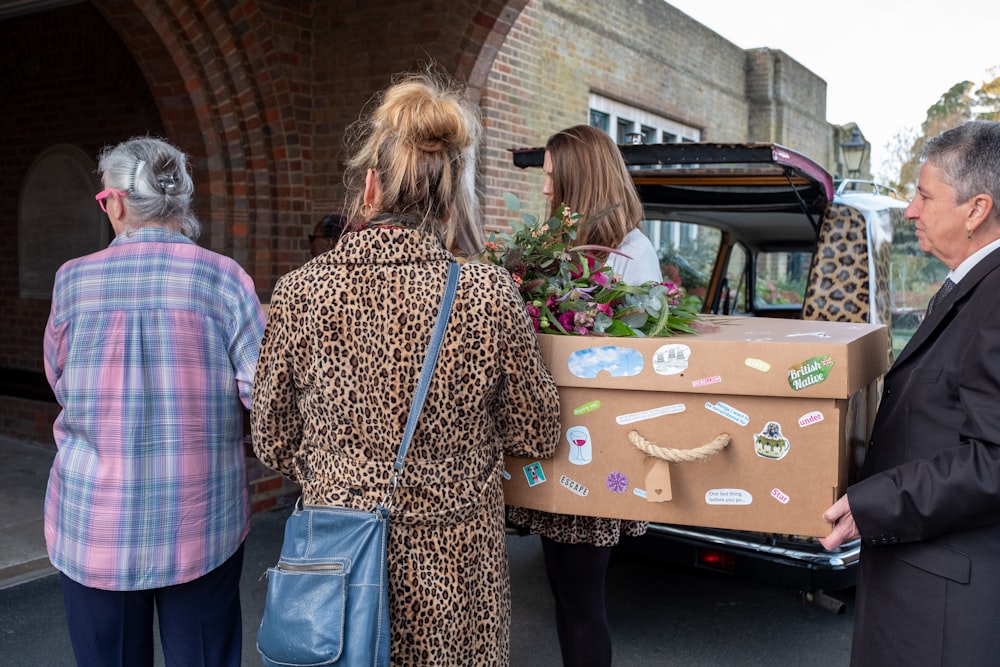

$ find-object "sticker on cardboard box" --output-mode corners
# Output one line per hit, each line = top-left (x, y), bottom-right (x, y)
(691, 375), (722, 388)
(568, 346), (644, 379)
(771, 488), (790, 504)
(745, 357), (771, 372)
(559, 475), (589, 497)
(705, 401), (750, 426)
(787, 355), (834, 391)
(573, 400), (601, 416)
(754, 421), (790, 460)
(798, 411), (824, 427)
(565, 426), (593, 465)
(615, 403), (685, 425)
(786, 330), (832, 339)
(523, 462), (546, 487)
(606, 471), (629, 494)
(652, 344), (690, 375)
(705, 488), (753, 505)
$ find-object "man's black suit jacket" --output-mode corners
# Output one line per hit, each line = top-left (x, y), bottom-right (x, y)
(848, 246), (1000, 666)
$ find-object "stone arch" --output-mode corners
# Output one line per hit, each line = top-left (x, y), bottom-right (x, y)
(93, 1), (301, 284)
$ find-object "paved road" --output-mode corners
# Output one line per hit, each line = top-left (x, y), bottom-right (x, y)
(0, 507), (853, 666)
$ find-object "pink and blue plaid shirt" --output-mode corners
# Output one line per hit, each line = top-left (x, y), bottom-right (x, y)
(43, 227), (265, 590)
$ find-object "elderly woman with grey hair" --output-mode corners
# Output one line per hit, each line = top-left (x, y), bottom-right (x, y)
(44, 136), (265, 667)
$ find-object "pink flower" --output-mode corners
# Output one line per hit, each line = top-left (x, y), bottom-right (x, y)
(568, 255), (598, 279)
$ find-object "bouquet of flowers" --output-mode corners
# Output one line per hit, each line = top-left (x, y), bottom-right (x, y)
(479, 193), (701, 337)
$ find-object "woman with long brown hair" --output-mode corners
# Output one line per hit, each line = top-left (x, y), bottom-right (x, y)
(508, 124), (661, 667)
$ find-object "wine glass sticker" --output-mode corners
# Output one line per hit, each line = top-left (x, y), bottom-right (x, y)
(565, 425), (592, 465)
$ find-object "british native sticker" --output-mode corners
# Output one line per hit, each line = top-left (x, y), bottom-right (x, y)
(754, 421), (790, 460)
(787, 355), (834, 391)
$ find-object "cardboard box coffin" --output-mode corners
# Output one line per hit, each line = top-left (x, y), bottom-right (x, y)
(503, 317), (890, 537)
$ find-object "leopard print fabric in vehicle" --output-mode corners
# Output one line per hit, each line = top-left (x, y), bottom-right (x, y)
(802, 203), (873, 324)
(252, 223), (561, 666)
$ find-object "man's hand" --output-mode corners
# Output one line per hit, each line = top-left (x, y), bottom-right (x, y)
(820, 494), (859, 551)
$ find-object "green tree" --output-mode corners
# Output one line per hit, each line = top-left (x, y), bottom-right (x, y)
(892, 70), (1000, 194)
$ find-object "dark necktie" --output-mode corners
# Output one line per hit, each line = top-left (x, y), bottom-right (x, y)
(926, 278), (956, 316)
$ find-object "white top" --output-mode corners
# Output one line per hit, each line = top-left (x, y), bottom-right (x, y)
(949, 237), (1000, 284)
(607, 228), (663, 284)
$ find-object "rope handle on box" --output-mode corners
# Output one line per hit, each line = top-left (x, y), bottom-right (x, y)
(628, 431), (732, 462)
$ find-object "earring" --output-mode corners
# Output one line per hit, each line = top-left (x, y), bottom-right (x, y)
(361, 203), (373, 219)
(968, 229), (974, 239)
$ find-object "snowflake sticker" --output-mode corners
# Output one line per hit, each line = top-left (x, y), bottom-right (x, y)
(606, 471), (629, 494)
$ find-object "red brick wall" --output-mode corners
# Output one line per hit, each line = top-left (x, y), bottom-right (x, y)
(0, 0), (523, 510)
(479, 0), (832, 232)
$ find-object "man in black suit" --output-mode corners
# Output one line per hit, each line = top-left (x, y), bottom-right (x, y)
(822, 120), (1000, 666)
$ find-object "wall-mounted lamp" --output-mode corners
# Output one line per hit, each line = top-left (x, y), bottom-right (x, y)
(841, 127), (869, 178)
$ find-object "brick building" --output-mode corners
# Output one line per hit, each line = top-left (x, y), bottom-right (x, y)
(0, 0), (839, 511)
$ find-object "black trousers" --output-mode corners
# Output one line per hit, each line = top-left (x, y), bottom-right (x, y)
(59, 542), (245, 667)
(541, 536), (613, 667)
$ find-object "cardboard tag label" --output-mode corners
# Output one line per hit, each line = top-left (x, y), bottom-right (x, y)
(644, 461), (672, 502)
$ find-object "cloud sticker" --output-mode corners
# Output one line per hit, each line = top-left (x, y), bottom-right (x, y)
(568, 346), (645, 379)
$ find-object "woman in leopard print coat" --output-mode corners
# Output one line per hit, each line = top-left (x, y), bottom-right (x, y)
(252, 69), (561, 666)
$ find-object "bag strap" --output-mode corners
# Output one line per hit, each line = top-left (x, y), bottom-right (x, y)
(380, 261), (459, 509)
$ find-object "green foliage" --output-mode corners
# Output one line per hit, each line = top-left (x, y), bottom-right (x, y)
(479, 196), (701, 337)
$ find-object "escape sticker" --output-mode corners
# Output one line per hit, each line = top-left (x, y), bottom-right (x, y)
(606, 471), (629, 494)
(633, 488), (648, 499)
(523, 462), (546, 487)
(615, 403), (685, 425)
(652, 344), (690, 375)
(501, 469), (511, 480)
(565, 426), (593, 465)
(568, 346), (644, 379)
(559, 475), (589, 497)
(771, 488), (790, 504)
(573, 400), (602, 416)
(745, 357), (771, 372)
(798, 411), (825, 427)
(787, 355), (834, 391)
(705, 401), (750, 426)
(691, 375), (722, 388)
(705, 488), (753, 505)
(754, 421), (790, 460)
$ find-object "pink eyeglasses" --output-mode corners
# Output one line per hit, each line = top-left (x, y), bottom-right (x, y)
(95, 188), (127, 213)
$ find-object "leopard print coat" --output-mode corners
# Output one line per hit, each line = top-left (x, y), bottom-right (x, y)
(252, 223), (561, 666)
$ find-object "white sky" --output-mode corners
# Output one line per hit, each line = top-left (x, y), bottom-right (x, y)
(666, 0), (1000, 180)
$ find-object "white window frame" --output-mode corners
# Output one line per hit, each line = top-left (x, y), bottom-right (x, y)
(588, 93), (701, 144)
